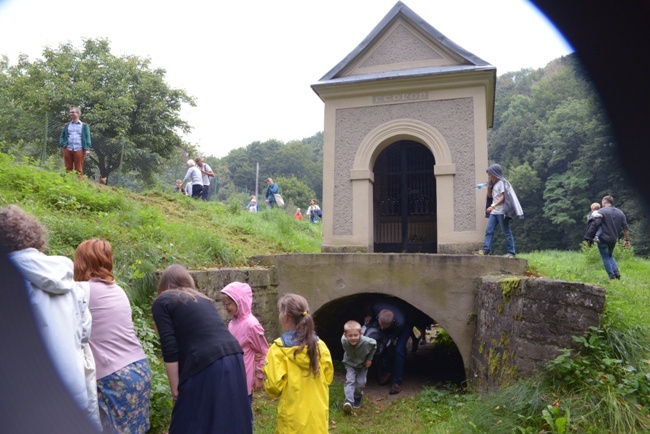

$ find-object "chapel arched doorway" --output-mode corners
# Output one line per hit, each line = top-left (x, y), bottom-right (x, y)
(373, 140), (437, 253)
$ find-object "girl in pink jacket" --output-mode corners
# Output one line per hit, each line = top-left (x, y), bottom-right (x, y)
(220, 282), (270, 400)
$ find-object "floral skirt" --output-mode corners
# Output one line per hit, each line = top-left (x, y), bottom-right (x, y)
(97, 358), (152, 434)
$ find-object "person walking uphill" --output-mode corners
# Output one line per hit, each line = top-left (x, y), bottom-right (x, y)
(59, 106), (92, 173)
(194, 157), (214, 201)
(588, 195), (630, 279)
(265, 178), (280, 208)
(478, 163), (523, 258)
(264, 294), (333, 434)
(181, 160), (203, 199)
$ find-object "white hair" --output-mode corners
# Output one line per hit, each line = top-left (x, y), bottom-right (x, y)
(186, 159), (196, 166)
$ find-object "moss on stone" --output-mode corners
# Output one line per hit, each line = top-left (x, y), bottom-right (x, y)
(500, 277), (521, 302)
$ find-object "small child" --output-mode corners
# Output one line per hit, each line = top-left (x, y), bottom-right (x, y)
(220, 282), (269, 405)
(584, 202), (603, 245)
(174, 179), (184, 193)
(341, 320), (377, 414)
(263, 294), (333, 434)
(294, 208), (303, 221)
(246, 197), (258, 212)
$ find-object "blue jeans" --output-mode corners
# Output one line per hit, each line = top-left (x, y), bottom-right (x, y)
(482, 213), (515, 255)
(597, 241), (619, 278)
(391, 326), (412, 385)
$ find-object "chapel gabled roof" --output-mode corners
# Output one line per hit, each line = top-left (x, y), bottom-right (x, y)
(312, 1), (496, 90)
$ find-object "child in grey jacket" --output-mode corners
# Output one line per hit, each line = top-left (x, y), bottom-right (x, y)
(341, 320), (377, 414)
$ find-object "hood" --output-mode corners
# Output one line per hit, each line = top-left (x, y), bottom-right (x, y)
(274, 331), (320, 371)
(220, 281), (252, 319)
(487, 163), (505, 181)
(9, 248), (75, 295)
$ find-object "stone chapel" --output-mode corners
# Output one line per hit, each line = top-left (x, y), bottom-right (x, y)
(311, 1), (496, 254)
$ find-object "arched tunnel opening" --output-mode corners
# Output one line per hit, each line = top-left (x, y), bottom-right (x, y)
(313, 292), (466, 390)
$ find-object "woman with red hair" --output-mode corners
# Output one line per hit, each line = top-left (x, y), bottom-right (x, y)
(74, 238), (152, 433)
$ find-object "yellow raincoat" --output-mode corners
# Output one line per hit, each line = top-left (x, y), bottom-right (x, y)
(263, 334), (333, 433)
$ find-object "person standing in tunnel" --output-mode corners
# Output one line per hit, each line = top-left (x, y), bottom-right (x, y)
(364, 300), (411, 395)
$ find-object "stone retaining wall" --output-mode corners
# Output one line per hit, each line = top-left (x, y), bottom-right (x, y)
(469, 276), (606, 391)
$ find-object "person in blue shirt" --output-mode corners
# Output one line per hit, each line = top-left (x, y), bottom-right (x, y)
(264, 178), (280, 208)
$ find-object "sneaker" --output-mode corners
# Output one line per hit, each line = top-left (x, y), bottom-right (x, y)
(343, 401), (352, 415)
(353, 395), (362, 408)
(614, 271), (621, 279)
(389, 383), (401, 395)
(503, 253), (516, 258)
(473, 250), (487, 256)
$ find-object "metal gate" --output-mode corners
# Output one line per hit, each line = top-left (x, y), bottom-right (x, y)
(373, 141), (437, 253)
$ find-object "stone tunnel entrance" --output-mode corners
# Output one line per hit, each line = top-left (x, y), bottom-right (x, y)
(313, 293), (466, 387)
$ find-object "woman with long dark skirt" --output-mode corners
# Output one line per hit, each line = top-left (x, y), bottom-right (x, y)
(153, 264), (252, 434)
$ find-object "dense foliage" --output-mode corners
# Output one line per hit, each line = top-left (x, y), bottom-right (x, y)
(214, 135), (323, 205)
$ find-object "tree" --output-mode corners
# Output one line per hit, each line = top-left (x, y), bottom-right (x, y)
(3, 38), (195, 182)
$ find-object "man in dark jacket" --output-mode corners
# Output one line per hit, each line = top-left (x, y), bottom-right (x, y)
(592, 195), (630, 279)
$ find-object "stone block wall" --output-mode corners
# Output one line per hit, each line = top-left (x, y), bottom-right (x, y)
(470, 276), (606, 391)
(187, 267), (281, 341)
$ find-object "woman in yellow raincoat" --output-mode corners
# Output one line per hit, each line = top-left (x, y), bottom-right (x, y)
(264, 294), (333, 434)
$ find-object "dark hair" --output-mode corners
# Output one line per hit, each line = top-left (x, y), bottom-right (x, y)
(74, 238), (115, 283)
(0, 205), (47, 252)
(603, 195), (614, 205)
(278, 293), (320, 376)
(157, 264), (210, 302)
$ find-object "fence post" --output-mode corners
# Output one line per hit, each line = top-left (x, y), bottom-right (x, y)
(41, 113), (48, 164)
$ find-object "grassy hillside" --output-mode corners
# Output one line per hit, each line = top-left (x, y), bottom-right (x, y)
(1, 153), (648, 433)
(0, 153), (321, 282)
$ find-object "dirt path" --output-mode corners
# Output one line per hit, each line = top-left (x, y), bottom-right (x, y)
(336, 338), (465, 402)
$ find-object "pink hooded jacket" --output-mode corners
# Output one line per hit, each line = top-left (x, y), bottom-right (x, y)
(220, 282), (269, 395)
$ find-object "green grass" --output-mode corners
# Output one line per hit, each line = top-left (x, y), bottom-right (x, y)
(1, 153), (648, 433)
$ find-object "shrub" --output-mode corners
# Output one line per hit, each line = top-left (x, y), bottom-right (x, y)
(545, 326), (650, 432)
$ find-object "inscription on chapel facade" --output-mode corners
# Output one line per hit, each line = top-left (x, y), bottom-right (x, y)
(372, 92), (429, 104)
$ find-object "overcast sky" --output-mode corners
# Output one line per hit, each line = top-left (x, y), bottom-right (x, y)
(0, 0), (572, 158)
